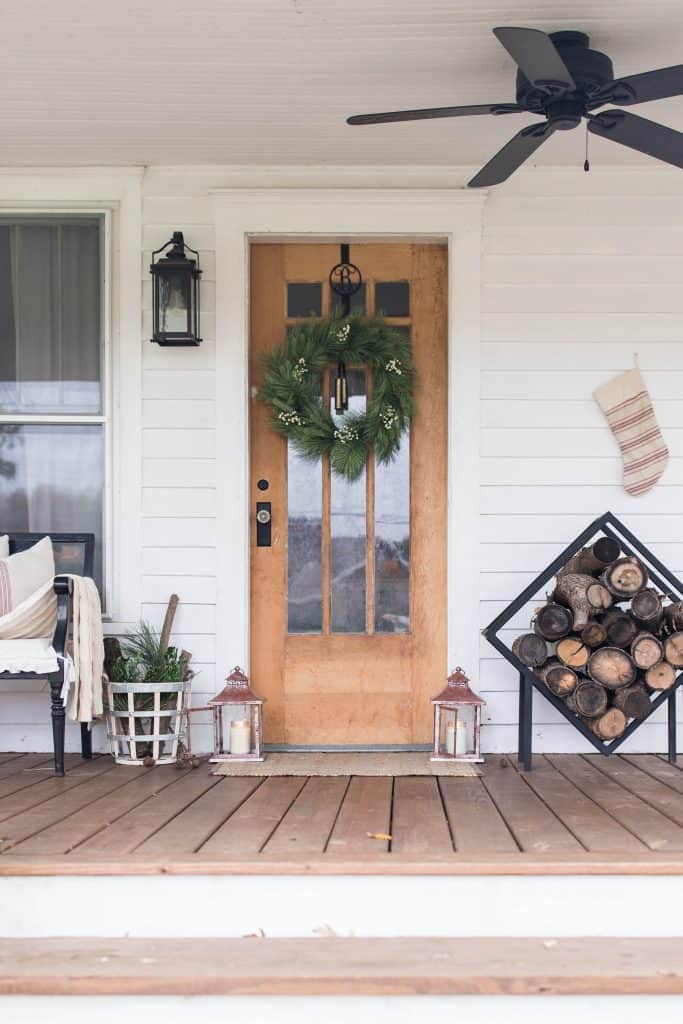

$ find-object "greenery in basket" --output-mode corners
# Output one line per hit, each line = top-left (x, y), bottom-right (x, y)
(110, 621), (185, 711)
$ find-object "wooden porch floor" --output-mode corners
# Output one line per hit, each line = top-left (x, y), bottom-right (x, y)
(3, 751), (683, 874)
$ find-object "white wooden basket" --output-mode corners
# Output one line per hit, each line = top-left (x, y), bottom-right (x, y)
(104, 679), (192, 765)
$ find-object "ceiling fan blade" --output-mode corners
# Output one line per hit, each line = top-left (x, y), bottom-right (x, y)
(589, 64), (683, 108)
(493, 27), (575, 93)
(347, 103), (521, 125)
(588, 109), (683, 169)
(467, 121), (557, 188)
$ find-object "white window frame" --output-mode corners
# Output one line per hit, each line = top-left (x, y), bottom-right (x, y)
(0, 208), (113, 609)
(0, 171), (143, 624)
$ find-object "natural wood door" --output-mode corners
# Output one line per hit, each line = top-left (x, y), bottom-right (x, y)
(250, 243), (447, 746)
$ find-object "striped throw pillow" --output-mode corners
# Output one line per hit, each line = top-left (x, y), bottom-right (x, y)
(0, 537), (55, 617)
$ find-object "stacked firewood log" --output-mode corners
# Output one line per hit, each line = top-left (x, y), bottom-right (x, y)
(512, 537), (683, 742)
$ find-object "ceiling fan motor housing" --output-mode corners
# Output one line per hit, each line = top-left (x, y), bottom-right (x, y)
(516, 31), (614, 125)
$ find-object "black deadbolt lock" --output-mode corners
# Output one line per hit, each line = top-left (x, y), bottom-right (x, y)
(256, 501), (272, 547)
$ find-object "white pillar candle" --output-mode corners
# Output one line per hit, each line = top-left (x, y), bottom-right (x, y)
(230, 718), (251, 755)
(455, 718), (468, 756)
(446, 718), (468, 756)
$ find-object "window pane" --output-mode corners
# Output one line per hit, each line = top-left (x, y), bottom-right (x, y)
(160, 270), (190, 334)
(375, 432), (410, 633)
(0, 218), (101, 414)
(0, 424), (105, 592)
(330, 368), (366, 633)
(287, 445), (323, 634)
(330, 282), (366, 315)
(287, 282), (322, 318)
(375, 281), (410, 317)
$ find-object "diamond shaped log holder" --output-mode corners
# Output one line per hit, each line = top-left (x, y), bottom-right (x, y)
(483, 512), (682, 771)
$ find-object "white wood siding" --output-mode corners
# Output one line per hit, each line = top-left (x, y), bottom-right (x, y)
(139, 184), (218, 750)
(479, 174), (683, 753)
(3, 166), (683, 755)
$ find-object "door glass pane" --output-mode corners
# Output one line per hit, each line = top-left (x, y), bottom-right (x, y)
(330, 368), (366, 633)
(287, 445), (323, 633)
(0, 218), (102, 414)
(330, 282), (366, 315)
(375, 281), (410, 317)
(287, 282), (322, 318)
(375, 432), (410, 633)
(0, 423), (105, 592)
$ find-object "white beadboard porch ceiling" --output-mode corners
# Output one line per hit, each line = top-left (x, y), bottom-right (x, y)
(1, 0), (683, 167)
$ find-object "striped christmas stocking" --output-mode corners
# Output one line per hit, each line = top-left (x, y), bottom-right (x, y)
(594, 367), (668, 496)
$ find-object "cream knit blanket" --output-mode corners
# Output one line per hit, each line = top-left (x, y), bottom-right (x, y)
(64, 575), (104, 723)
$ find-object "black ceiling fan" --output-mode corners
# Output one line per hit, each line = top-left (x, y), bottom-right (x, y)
(347, 28), (683, 187)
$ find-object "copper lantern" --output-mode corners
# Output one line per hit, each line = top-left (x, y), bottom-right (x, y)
(208, 666), (265, 763)
(431, 666), (485, 763)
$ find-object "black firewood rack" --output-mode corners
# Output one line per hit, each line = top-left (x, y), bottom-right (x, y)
(483, 512), (682, 771)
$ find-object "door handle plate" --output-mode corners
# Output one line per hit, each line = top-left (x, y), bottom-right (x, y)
(256, 501), (272, 546)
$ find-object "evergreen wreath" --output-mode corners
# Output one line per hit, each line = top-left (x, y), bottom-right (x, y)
(260, 314), (416, 481)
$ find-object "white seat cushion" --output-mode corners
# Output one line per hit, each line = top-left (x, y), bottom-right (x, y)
(0, 638), (59, 674)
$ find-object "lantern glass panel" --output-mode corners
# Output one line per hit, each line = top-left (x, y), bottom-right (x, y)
(160, 270), (191, 335)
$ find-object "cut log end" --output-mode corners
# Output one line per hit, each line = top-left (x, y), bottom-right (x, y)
(613, 683), (653, 720)
(534, 603), (573, 641)
(574, 680), (609, 718)
(555, 636), (590, 670)
(590, 707), (628, 741)
(631, 632), (664, 671)
(512, 634), (548, 669)
(645, 660), (677, 691)
(537, 661), (579, 697)
(587, 647), (637, 690)
(664, 632), (683, 669)
(581, 621), (608, 648)
(601, 556), (648, 598)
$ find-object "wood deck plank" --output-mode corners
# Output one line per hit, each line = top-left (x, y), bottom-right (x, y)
(75, 767), (221, 855)
(0, 753), (59, 784)
(586, 754), (683, 830)
(12, 765), (184, 854)
(199, 777), (306, 856)
(547, 755), (683, 852)
(481, 759), (583, 853)
(0, 757), (119, 825)
(326, 776), (393, 856)
(390, 776), (453, 855)
(0, 753), (27, 766)
(0, 765), (142, 852)
(439, 777), (519, 854)
(3, 937), (683, 996)
(135, 777), (263, 856)
(624, 754), (683, 794)
(515, 756), (647, 853)
(264, 776), (349, 855)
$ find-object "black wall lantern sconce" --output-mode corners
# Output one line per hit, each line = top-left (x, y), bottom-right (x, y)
(150, 231), (202, 346)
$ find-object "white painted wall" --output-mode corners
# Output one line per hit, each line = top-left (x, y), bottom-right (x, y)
(2, 164), (683, 755)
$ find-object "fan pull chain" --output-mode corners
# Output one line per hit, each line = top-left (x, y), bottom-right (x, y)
(584, 124), (590, 173)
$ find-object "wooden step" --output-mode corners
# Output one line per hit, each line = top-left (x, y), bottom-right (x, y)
(1, 937), (683, 996)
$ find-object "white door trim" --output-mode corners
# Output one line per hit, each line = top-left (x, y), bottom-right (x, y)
(212, 188), (485, 689)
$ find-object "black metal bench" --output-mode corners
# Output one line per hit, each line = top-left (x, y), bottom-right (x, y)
(1, 533), (96, 776)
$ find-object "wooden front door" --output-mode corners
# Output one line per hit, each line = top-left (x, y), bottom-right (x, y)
(249, 243), (447, 746)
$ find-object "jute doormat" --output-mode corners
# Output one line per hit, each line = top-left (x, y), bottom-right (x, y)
(211, 752), (481, 777)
